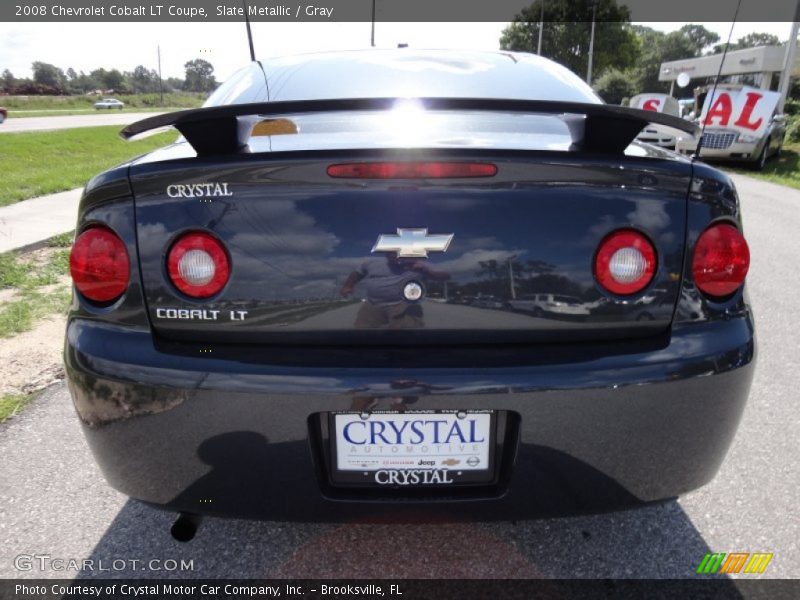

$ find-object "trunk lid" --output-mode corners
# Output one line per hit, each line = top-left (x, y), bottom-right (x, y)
(130, 151), (690, 345)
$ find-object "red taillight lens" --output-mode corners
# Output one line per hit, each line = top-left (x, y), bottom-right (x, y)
(327, 162), (497, 179)
(69, 226), (130, 303)
(167, 231), (230, 298)
(594, 229), (657, 295)
(692, 223), (749, 299)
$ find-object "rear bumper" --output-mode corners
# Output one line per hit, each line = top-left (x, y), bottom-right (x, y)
(64, 314), (755, 520)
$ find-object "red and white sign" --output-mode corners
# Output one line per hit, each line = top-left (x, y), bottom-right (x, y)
(699, 86), (780, 137)
(632, 94), (670, 113)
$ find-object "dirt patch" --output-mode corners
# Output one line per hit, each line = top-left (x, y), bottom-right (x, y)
(0, 315), (66, 396)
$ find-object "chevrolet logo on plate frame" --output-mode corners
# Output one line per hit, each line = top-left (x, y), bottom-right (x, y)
(371, 228), (454, 258)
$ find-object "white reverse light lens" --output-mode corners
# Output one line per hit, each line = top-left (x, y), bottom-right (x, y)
(178, 249), (215, 286)
(609, 247), (646, 284)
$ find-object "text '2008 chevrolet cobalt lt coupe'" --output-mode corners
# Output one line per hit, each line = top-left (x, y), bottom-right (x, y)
(64, 49), (754, 531)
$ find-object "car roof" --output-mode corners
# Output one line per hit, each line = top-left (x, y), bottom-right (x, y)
(205, 48), (602, 107)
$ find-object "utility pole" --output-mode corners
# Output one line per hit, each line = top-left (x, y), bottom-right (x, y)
(371, 0), (376, 47)
(537, 0), (544, 55)
(586, 0), (597, 86)
(157, 44), (163, 105)
(507, 255), (518, 300)
(777, 20), (799, 114)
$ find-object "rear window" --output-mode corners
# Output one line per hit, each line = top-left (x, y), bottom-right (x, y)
(246, 108), (575, 152)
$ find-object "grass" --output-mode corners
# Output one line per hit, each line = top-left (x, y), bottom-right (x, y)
(0, 232), (73, 339)
(8, 107), (186, 118)
(0, 126), (178, 206)
(0, 231), (74, 422)
(1, 92), (205, 111)
(725, 143), (800, 191)
(0, 393), (31, 422)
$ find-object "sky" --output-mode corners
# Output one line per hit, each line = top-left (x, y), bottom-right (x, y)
(0, 21), (794, 82)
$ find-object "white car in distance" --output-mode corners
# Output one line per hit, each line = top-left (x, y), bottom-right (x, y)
(93, 98), (125, 110)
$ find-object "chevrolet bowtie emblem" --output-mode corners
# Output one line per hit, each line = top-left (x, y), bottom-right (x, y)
(372, 228), (454, 258)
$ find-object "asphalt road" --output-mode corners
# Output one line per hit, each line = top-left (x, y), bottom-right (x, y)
(0, 112), (165, 134)
(0, 173), (797, 580)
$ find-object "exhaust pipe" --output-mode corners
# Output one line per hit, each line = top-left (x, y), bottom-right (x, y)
(170, 513), (202, 542)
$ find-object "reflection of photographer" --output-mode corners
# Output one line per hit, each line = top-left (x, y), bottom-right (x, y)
(340, 253), (449, 329)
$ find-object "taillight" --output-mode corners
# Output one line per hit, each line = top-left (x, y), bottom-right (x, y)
(69, 226), (130, 303)
(327, 162), (497, 179)
(692, 223), (749, 299)
(167, 231), (230, 298)
(594, 229), (657, 295)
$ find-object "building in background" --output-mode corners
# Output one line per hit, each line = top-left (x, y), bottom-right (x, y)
(659, 45), (799, 95)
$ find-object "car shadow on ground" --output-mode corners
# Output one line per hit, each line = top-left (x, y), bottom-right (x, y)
(73, 434), (741, 583)
(74, 497), (741, 584)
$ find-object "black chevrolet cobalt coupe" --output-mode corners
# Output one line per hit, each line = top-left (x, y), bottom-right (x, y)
(65, 49), (754, 531)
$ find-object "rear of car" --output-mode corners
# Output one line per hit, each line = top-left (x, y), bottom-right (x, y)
(64, 50), (754, 521)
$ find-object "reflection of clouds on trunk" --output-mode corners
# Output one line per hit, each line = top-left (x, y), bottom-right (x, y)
(135, 222), (169, 256)
(436, 248), (524, 276)
(232, 199), (340, 255)
(232, 253), (365, 298)
(626, 199), (671, 232)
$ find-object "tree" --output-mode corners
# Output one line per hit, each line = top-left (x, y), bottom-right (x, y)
(184, 59), (217, 92)
(165, 77), (184, 92)
(66, 67), (77, 81)
(103, 69), (126, 91)
(594, 68), (636, 104)
(1, 69), (14, 93)
(631, 24), (719, 94)
(130, 65), (159, 93)
(678, 24), (720, 54)
(713, 32), (781, 54)
(500, 0), (639, 81)
(32, 61), (66, 91)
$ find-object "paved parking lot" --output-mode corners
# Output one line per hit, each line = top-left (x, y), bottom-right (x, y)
(0, 173), (797, 580)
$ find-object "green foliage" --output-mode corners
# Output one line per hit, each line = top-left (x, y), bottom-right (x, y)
(2, 92), (204, 111)
(713, 32), (781, 54)
(4, 59), (214, 95)
(500, 0), (639, 80)
(631, 24), (719, 93)
(0, 252), (30, 288)
(0, 240), (73, 340)
(593, 68), (636, 105)
(47, 232), (75, 248)
(32, 61), (67, 91)
(0, 393), (31, 422)
(728, 144), (800, 190)
(782, 98), (799, 116)
(786, 116), (800, 144)
(0, 126), (177, 206)
(184, 58), (217, 92)
(2, 68), (15, 93)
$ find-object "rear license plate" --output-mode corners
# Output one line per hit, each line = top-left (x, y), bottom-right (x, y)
(329, 410), (495, 486)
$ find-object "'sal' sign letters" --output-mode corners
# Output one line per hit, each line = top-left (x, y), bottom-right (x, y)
(699, 86), (781, 137)
(633, 94), (671, 113)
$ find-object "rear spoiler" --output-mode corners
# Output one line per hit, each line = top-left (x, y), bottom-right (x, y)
(120, 98), (700, 157)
